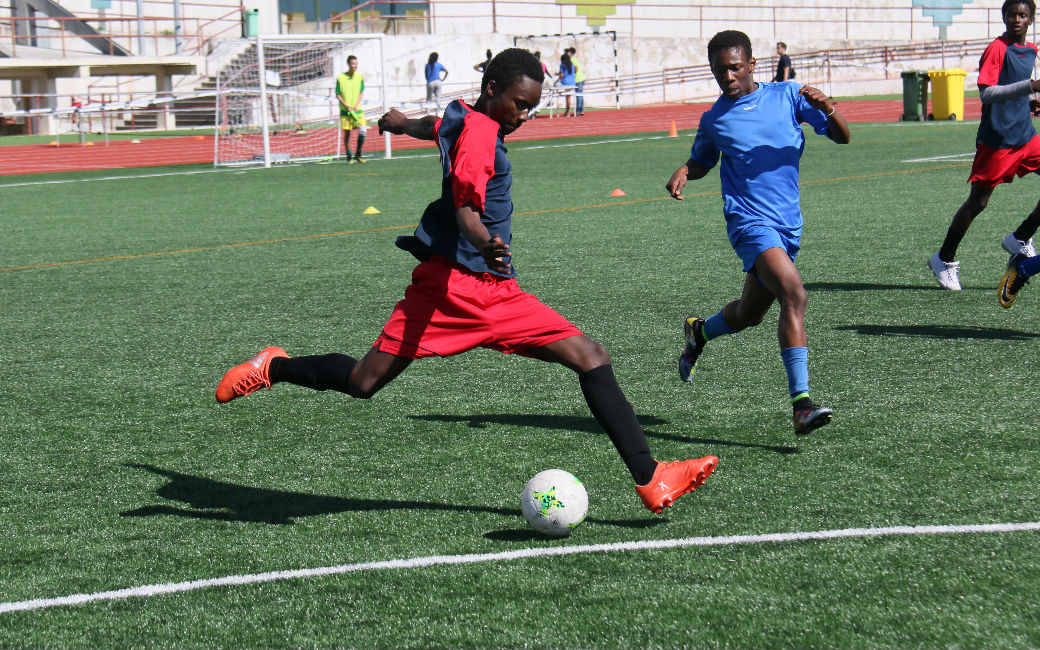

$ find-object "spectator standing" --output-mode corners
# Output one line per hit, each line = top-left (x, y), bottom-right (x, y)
(556, 52), (576, 117)
(567, 47), (586, 115)
(425, 52), (449, 114)
(773, 41), (794, 81)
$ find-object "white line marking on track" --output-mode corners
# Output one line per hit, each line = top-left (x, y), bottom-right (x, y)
(902, 152), (975, 163)
(0, 134), (674, 189)
(2, 521), (1037, 614)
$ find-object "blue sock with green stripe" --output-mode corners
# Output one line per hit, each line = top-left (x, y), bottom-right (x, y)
(702, 311), (735, 341)
(781, 346), (810, 405)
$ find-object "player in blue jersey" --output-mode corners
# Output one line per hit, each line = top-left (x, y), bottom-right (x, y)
(215, 49), (717, 515)
(998, 249), (1040, 306)
(665, 30), (850, 435)
(929, 0), (1040, 290)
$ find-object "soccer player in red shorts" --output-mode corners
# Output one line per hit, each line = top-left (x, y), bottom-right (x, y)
(215, 49), (717, 514)
(929, 0), (1040, 290)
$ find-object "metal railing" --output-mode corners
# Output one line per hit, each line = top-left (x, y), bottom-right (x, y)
(316, 0), (1004, 40)
(0, 4), (243, 57)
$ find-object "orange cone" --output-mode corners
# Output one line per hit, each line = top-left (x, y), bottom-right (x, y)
(610, 188), (626, 197)
(668, 120), (678, 137)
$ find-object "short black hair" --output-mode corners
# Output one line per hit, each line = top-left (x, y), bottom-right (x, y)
(777, 41), (787, 50)
(1003, 0), (1035, 17)
(347, 55), (357, 63)
(707, 30), (753, 62)
(481, 48), (544, 92)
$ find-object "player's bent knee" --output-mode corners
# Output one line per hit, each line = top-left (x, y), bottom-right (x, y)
(574, 339), (611, 371)
(346, 376), (380, 399)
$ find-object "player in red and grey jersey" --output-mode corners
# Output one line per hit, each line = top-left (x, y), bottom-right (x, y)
(929, 0), (1040, 290)
(215, 49), (717, 515)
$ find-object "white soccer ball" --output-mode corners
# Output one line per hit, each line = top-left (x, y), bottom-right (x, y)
(521, 469), (588, 537)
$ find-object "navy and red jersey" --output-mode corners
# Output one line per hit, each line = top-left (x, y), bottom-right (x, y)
(396, 100), (516, 277)
(977, 35), (1038, 149)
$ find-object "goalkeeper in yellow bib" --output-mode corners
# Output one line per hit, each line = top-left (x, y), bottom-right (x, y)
(336, 55), (367, 163)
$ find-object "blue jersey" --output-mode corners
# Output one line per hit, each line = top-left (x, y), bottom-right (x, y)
(558, 64), (575, 86)
(396, 100), (515, 277)
(976, 35), (1038, 149)
(425, 61), (446, 83)
(690, 81), (830, 246)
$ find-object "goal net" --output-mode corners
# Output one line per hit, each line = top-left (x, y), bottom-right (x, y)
(214, 34), (386, 167)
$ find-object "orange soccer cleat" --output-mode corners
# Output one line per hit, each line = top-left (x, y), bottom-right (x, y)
(215, 346), (289, 403)
(635, 455), (718, 514)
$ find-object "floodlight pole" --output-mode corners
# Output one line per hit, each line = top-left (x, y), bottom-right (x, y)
(256, 35), (273, 168)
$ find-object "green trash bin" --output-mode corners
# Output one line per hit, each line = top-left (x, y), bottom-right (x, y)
(900, 70), (930, 121)
(245, 8), (259, 38)
(929, 68), (967, 121)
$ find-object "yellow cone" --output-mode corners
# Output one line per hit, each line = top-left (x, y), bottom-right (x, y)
(363, 206), (381, 214)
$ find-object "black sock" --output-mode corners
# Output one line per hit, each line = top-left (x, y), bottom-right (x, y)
(355, 134), (366, 158)
(578, 365), (656, 485)
(792, 395), (815, 412)
(269, 354), (357, 394)
(1014, 217), (1040, 242)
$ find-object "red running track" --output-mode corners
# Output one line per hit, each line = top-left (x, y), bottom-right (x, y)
(0, 97), (982, 176)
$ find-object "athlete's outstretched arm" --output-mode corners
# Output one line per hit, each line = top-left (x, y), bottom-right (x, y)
(378, 108), (437, 140)
(456, 202), (512, 273)
(798, 85), (851, 144)
(666, 160), (711, 200)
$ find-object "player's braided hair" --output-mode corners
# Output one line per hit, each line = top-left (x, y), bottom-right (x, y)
(707, 30), (753, 61)
(1003, 0), (1035, 17)
(481, 48), (544, 92)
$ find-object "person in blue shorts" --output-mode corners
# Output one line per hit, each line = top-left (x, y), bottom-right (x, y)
(665, 30), (851, 435)
(998, 249), (1040, 306)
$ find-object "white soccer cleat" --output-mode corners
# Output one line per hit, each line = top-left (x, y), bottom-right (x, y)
(1002, 232), (1036, 258)
(928, 252), (962, 290)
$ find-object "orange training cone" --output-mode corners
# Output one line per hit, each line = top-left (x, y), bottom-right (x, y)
(610, 188), (626, 197)
(668, 120), (678, 137)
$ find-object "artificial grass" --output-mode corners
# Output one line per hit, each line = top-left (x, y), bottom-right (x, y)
(1, 122), (1038, 648)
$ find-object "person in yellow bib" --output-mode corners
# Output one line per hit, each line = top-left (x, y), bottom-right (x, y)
(336, 55), (367, 163)
(566, 46), (586, 116)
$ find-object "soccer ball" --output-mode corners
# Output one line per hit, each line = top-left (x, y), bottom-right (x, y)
(521, 469), (588, 537)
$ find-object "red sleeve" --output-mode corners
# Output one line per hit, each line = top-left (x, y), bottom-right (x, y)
(448, 112), (498, 212)
(977, 38), (1008, 88)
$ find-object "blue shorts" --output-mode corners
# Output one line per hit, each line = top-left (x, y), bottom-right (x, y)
(731, 224), (800, 273)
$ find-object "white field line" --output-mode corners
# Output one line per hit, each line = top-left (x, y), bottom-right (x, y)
(2, 521), (1037, 615)
(902, 152), (975, 163)
(0, 134), (670, 189)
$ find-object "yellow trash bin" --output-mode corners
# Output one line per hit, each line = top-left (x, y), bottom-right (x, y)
(928, 68), (967, 121)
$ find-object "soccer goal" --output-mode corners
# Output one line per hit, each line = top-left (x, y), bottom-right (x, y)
(214, 34), (388, 168)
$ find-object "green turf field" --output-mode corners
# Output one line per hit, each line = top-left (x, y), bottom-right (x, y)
(2, 122), (1039, 649)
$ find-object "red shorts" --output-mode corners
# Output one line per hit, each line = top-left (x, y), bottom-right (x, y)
(373, 255), (583, 359)
(969, 137), (1040, 187)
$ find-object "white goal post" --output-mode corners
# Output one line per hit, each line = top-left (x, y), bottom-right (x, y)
(214, 34), (390, 168)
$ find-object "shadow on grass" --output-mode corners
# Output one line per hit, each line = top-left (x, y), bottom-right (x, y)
(805, 281), (927, 292)
(120, 463), (660, 530)
(411, 413), (799, 455)
(835, 324), (1040, 340)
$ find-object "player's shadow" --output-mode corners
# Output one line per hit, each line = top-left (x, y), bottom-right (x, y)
(804, 281), (926, 292)
(835, 324), (1040, 341)
(411, 413), (798, 455)
(120, 463), (657, 530)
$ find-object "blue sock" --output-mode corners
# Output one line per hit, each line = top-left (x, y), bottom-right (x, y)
(780, 346), (810, 399)
(702, 311), (735, 341)
(1020, 254), (1040, 278)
